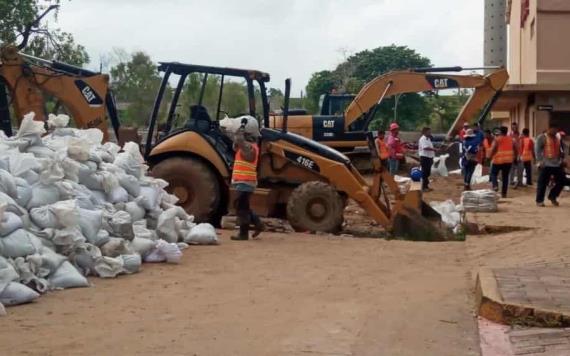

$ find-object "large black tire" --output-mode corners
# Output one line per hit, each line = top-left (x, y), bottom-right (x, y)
(151, 156), (220, 222)
(287, 181), (344, 233)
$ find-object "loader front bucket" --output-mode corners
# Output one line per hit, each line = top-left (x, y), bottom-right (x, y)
(391, 190), (451, 241)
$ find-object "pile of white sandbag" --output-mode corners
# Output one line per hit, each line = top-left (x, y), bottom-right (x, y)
(461, 189), (498, 212)
(0, 113), (219, 315)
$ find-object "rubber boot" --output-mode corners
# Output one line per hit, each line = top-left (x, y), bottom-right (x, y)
(231, 212), (250, 241)
(251, 213), (265, 238)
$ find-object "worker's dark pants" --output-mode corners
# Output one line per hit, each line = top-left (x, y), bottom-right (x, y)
(463, 160), (477, 187)
(420, 156), (433, 189)
(491, 163), (512, 197)
(536, 166), (565, 203)
(523, 161), (533, 185)
(235, 190), (261, 236)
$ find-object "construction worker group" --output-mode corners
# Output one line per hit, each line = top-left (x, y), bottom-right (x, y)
(376, 121), (566, 206)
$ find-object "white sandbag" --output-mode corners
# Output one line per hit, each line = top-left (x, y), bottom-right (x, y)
(11, 256), (50, 294)
(26, 145), (55, 159)
(0, 282), (40, 305)
(59, 157), (81, 182)
(90, 190), (107, 205)
(38, 248), (67, 275)
(114, 142), (146, 178)
(27, 183), (60, 209)
(0, 256), (19, 295)
(144, 239), (182, 264)
(0, 229), (40, 258)
(185, 223), (219, 245)
(16, 112), (46, 138)
(129, 237), (156, 256)
(47, 113), (70, 128)
(67, 137), (91, 161)
(117, 173), (141, 197)
(99, 237), (132, 257)
(430, 200), (462, 229)
(93, 256), (124, 278)
(68, 243), (101, 276)
(0, 212), (23, 236)
(104, 210), (134, 240)
(78, 208), (103, 243)
(120, 254), (141, 274)
(125, 201), (146, 222)
(432, 154), (449, 177)
(8, 152), (40, 177)
(394, 175), (412, 195)
(133, 220), (157, 241)
(48, 261), (89, 289)
(0, 169), (17, 199)
(0, 302), (5, 316)
(139, 186), (161, 211)
(107, 186), (128, 203)
(51, 200), (79, 228)
(461, 189), (498, 213)
(14, 177), (32, 207)
(46, 227), (86, 255)
(156, 206), (189, 243)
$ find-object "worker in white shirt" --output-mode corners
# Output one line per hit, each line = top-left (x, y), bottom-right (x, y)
(418, 127), (436, 192)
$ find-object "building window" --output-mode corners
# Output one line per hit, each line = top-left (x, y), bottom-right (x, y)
(530, 18), (535, 38)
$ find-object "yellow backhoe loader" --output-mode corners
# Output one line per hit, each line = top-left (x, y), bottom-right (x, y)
(143, 62), (474, 240)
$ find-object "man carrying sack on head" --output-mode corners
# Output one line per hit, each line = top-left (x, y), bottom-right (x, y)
(230, 116), (265, 240)
(535, 124), (565, 207)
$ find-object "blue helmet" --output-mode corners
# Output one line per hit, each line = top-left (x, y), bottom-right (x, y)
(410, 167), (422, 182)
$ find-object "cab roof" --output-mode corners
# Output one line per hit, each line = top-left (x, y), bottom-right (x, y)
(157, 62), (270, 82)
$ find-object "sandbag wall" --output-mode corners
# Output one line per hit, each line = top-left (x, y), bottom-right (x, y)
(0, 113), (218, 315)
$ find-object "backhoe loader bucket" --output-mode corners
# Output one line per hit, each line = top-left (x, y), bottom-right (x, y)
(391, 189), (451, 241)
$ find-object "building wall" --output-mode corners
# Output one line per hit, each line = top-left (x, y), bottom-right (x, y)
(537, 9), (570, 83)
(508, 0), (522, 84)
(520, 0), (537, 84)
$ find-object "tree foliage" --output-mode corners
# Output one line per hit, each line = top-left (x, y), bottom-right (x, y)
(0, 1), (89, 66)
(110, 51), (163, 127)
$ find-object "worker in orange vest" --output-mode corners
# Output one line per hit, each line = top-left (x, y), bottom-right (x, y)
(230, 117), (265, 240)
(489, 126), (518, 198)
(535, 124), (565, 207)
(375, 129), (390, 169)
(519, 128), (536, 185)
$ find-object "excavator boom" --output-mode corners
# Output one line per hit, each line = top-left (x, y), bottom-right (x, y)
(344, 68), (509, 134)
(0, 45), (120, 141)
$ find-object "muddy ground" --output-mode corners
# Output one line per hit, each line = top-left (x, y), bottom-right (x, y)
(1, 173), (568, 356)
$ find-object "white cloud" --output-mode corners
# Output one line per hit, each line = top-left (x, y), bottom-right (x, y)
(55, 0), (484, 94)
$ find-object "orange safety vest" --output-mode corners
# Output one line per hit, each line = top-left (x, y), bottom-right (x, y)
(544, 135), (561, 159)
(492, 136), (515, 164)
(232, 144), (259, 183)
(483, 138), (493, 159)
(375, 138), (390, 160)
(520, 137), (533, 162)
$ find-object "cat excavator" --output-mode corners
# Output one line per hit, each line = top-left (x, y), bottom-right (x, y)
(143, 62), (458, 240)
(0, 44), (122, 142)
(268, 67), (509, 170)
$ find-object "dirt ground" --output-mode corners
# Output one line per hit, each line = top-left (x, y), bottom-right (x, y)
(1, 173), (569, 356)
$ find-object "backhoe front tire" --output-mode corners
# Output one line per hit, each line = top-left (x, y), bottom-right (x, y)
(151, 156), (220, 222)
(287, 181), (344, 233)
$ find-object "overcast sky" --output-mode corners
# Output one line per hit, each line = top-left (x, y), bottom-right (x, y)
(55, 0), (484, 94)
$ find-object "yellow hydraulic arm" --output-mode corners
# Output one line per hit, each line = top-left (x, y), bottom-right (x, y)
(0, 45), (116, 141)
(344, 68), (509, 135)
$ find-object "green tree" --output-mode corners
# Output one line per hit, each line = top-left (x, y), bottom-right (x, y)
(305, 70), (338, 113)
(110, 51), (163, 127)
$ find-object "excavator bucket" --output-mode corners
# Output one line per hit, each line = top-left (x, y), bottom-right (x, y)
(391, 189), (451, 241)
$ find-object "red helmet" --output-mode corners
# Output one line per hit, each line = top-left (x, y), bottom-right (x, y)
(389, 123), (400, 131)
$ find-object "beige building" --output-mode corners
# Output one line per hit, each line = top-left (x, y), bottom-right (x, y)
(491, 0), (570, 136)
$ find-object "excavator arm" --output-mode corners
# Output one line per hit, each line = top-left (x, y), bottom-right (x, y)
(344, 68), (509, 136)
(0, 45), (119, 141)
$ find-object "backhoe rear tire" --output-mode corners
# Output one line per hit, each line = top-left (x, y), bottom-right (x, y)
(287, 181), (344, 233)
(151, 156), (220, 223)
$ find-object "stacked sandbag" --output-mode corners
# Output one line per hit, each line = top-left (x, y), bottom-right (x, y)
(0, 113), (217, 315)
(461, 189), (498, 213)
